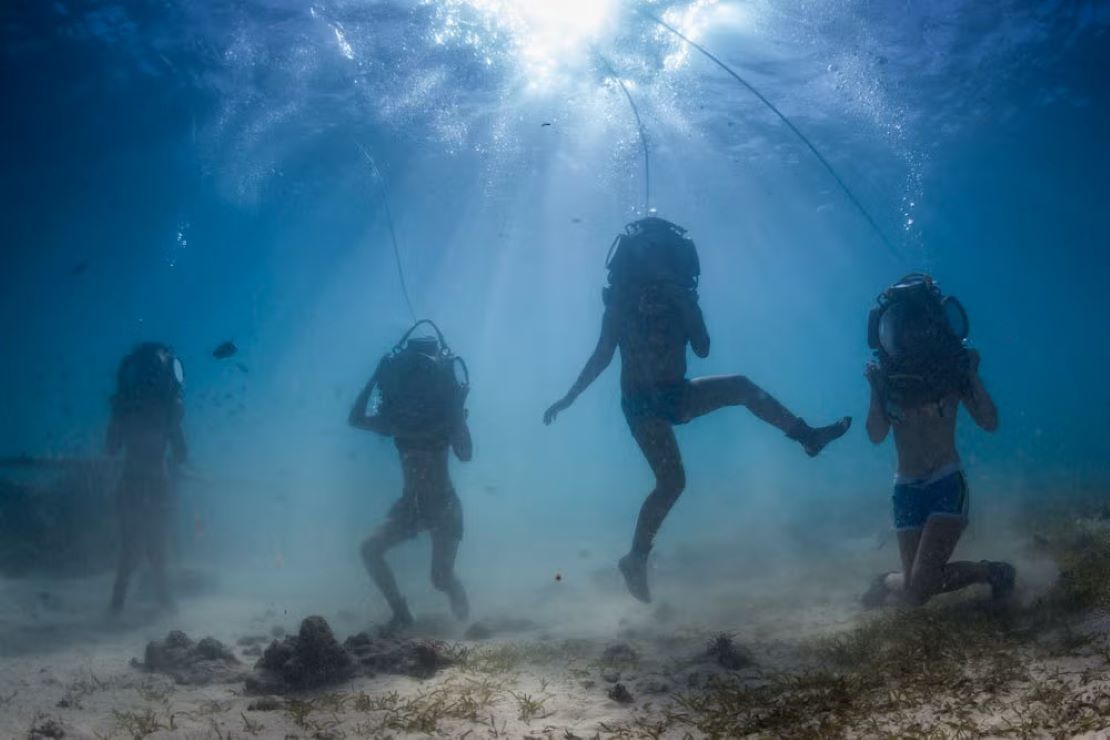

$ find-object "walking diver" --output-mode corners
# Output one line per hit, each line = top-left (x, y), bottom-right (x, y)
(543, 216), (852, 603)
(860, 274), (1013, 608)
(106, 342), (187, 613)
(349, 321), (472, 634)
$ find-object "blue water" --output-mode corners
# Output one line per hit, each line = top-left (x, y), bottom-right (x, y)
(1, 0), (1108, 655)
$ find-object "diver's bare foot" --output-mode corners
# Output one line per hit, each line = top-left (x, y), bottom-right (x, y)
(619, 553), (651, 604)
(448, 586), (470, 622)
(380, 604), (415, 637)
(860, 571), (896, 609)
(802, 416), (852, 457)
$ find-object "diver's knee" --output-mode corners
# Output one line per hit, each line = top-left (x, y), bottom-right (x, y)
(360, 536), (387, 565)
(731, 374), (754, 390)
(658, 466), (686, 494)
(731, 374), (766, 405)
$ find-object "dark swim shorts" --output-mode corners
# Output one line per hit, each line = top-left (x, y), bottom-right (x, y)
(892, 470), (969, 531)
(383, 489), (463, 541)
(621, 383), (690, 425)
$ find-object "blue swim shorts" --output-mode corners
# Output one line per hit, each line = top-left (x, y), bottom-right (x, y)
(621, 382), (690, 426)
(892, 470), (969, 531)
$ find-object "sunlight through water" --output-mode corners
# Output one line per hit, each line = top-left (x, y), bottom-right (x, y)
(428, 0), (722, 90)
(431, 0), (618, 87)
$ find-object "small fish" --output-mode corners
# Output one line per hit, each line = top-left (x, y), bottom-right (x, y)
(212, 340), (238, 359)
(541, 121), (552, 127)
(236, 362), (249, 374)
(554, 572), (563, 582)
(571, 217), (582, 224)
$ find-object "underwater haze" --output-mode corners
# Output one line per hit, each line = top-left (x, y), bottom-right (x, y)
(1, 0), (1109, 737)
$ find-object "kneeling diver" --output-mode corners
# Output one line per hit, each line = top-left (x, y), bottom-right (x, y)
(860, 274), (1013, 608)
(543, 217), (852, 603)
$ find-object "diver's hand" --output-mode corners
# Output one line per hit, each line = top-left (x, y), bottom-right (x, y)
(543, 397), (572, 425)
(864, 362), (883, 389)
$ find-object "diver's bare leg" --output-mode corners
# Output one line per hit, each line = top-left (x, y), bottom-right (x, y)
(146, 500), (172, 609)
(685, 375), (851, 456)
(899, 531), (919, 579)
(886, 519), (1011, 606)
(891, 527), (922, 591)
(110, 507), (141, 612)
(360, 523), (415, 630)
(936, 560), (995, 593)
(862, 528), (919, 608)
(621, 418), (685, 603)
(909, 514), (1015, 603)
(430, 530), (469, 621)
(906, 516), (970, 605)
(685, 375), (800, 428)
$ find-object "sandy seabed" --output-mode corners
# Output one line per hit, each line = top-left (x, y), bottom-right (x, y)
(4, 530), (1110, 740)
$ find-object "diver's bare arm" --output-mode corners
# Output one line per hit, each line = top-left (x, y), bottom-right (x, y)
(348, 373), (391, 435)
(865, 364), (890, 443)
(566, 311), (618, 402)
(451, 418), (473, 462)
(962, 350), (998, 431)
(662, 284), (709, 357)
(685, 298), (710, 358)
(544, 310), (617, 424)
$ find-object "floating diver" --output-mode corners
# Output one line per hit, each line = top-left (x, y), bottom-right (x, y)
(860, 275), (1012, 608)
(543, 217), (852, 603)
(349, 320), (472, 633)
(106, 342), (188, 612)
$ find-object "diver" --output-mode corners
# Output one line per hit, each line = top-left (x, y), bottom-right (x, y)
(860, 274), (1012, 608)
(543, 216), (852, 603)
(106, 342), (187, 613)
(349, 320), (472, 634)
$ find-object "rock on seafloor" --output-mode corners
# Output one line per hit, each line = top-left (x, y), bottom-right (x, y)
(243, 615), (458, 694)
(135, 630), (247, 685)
